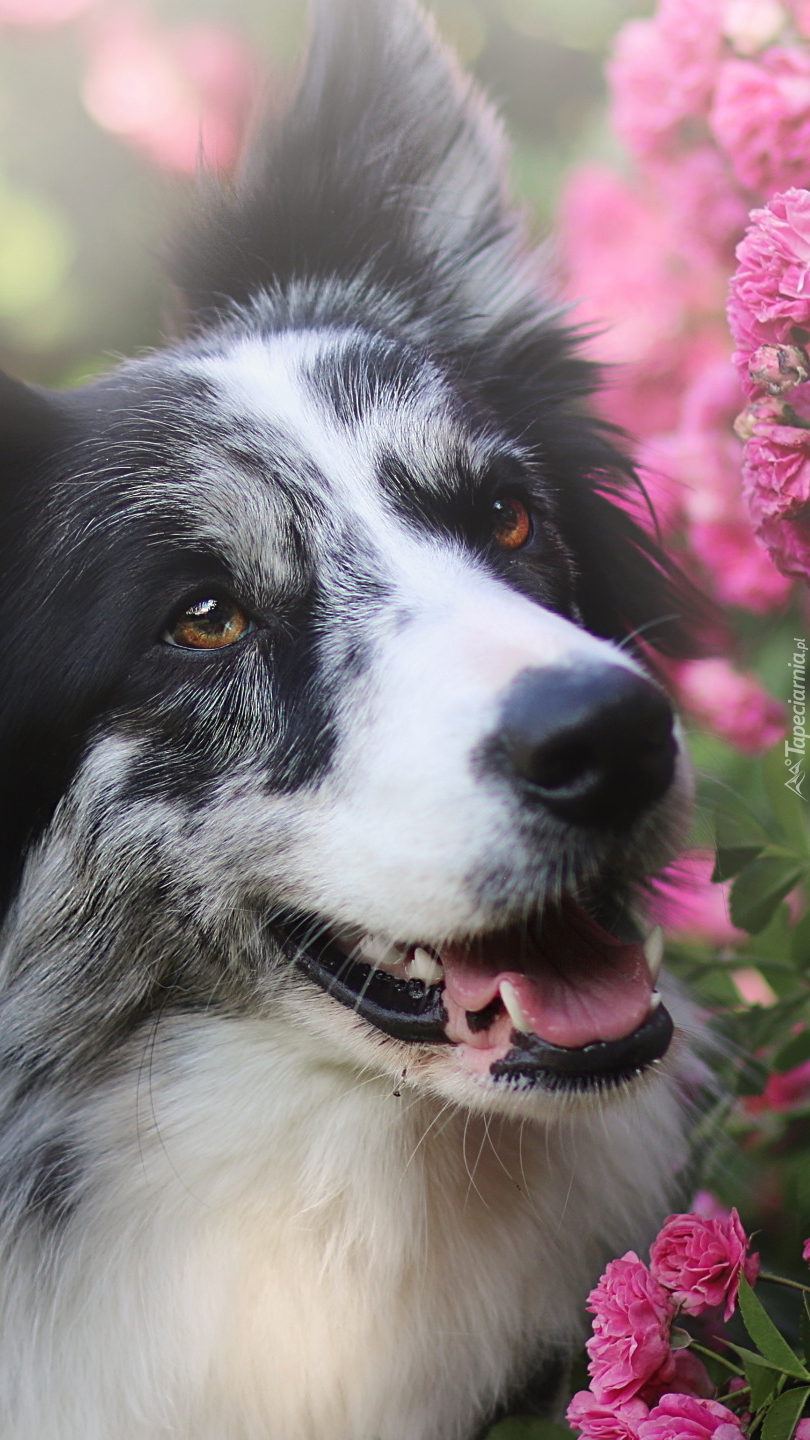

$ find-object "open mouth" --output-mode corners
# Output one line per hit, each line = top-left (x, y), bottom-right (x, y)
(287, 897), (673, 1093)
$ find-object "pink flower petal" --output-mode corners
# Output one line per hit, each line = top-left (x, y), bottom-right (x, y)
(649, 1208), (756, 1321)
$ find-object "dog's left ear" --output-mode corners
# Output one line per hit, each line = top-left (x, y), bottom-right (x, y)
(173, 0), (532, 339)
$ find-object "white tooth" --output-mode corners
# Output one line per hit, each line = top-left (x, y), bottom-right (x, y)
(649, 990), (662, 1011)
(500, 979), (529, 1034)
(408, 947), (444, 986)
(643, 925), (664, 984)
(356, 934), (403, 968)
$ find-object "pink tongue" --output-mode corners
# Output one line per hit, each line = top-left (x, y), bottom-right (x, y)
(441, 899), (653, 1049)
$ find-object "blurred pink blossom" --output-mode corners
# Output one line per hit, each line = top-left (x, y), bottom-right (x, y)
(0, 0), (92, 22)
(649, 1208), (759, 1320)
(670, 657), (786, 752)
(651, 147), (750, 268)
(637, 1394), (746, 1440)
(746, 1057), (810, 1111)
(558, 166), (729, 441)
(691, 516), (792, 606)
(802, 1236), (810, 1264)
(711, 49), (810, 197)
(586, 1253), (676, 1407)
(608, 0), (725, 160)
(691, 1190), (732, 1220)
(665, 357), (793, 608)
(794, 1421), (810, 1440)
(649, 849), (744, 946)
(792, 0), (810, 37)
(81, 6), (256, 174)
(722, 0), (789, 55)
(560, 165), (690, 370)
(567, 1391), (649, 1440)
(732, 965), (778, 1005)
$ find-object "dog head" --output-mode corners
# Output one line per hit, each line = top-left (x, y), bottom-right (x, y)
(0, 0), (702, 1116)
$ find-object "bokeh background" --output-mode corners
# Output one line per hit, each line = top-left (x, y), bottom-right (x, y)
(0, 0), (649, 383)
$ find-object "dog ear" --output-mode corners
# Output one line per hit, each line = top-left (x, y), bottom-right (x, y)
(173, 0), (530, 336)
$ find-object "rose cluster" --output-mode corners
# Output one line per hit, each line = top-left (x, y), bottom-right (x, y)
(559, 0), (795, 756)
(729, 191), (810, 578)
(566, 1208), (759, 1440)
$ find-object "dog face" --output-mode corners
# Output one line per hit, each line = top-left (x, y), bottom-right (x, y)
(0, 0), (699, 1122)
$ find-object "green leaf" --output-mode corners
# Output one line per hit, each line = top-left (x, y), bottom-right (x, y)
(764, 742), (810, 852)
(734, 1055), (771, 1098)
(792, 910), (810, 969)
(715, 797), (775, 852)
(670, 1327), (693, 1350)
(802, 1297), (810, 1366)
(761, 1385), (810, 1440)
(745, 1355), (779, 1410)
(714, 845), (765, 882)
(725, 1341), (795, 1374)
(775, 1028), (810, 1073)
(738, 1275), (810, 1379)
(731, 857), (808, 934)
(747, 903), (795, 966)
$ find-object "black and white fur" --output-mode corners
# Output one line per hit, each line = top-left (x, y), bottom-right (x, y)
(0, 3), (704, 1436)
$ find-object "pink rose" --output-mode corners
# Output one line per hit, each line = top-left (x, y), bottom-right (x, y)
(649, 1209), (759, 1320)
(586, 1253), (676, 1406)
(663, 1349), (714, 1400)
(567, 1390), (649, 1439)
(795, 1419), (810, 1439)
(711, 49), (810, 198)
(728, 190), (810, 363)
(637, 1394), (746, 1440)
(670, 659), (786, 755)
(803, 1237), (810, 1265)
(740, 418), (810, 577)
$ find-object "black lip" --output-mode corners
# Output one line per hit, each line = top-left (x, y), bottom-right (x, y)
(489, 1002), (674, 1091)
(290, 934), (450, 1042)
(286, 922), (674, 1091)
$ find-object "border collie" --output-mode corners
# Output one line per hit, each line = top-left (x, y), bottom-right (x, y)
(0, 1), (703, 1435)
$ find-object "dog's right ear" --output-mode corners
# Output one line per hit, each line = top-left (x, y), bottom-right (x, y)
(173, 0), (531, 341)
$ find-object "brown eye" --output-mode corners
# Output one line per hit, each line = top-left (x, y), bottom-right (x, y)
(491, 495), (532, 551)
(166, 597), (252, 650)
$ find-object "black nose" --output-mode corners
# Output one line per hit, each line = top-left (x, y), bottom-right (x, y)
(495, 664), (677, 829)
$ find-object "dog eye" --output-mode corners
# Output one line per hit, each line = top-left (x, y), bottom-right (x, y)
(491, 495), (532, 551)
(164, 597), (253, 650)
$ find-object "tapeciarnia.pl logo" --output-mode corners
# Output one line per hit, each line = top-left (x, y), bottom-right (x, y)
(786, 637), (808, 799)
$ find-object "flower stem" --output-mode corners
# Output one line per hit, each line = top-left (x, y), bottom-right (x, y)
(687, 1340), (745, 1376)
(759, 1271), (810, 1295)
